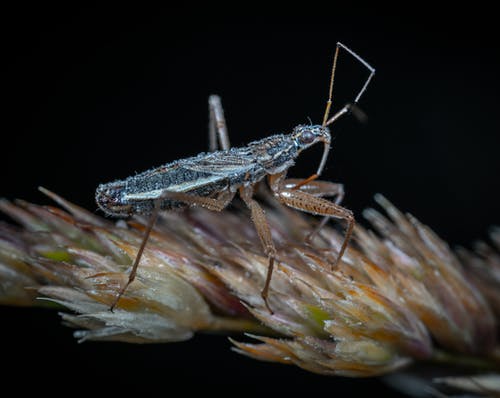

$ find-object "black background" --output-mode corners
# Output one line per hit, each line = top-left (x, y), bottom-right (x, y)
(2, 4), (499, 397)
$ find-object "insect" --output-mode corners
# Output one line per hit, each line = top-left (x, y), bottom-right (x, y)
(96, 42), (375, 312)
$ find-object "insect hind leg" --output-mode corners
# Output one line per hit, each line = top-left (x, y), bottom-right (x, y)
(208, 95), (231, 151)
(109, 198), (162, 311)
(110, 188), (235, 311)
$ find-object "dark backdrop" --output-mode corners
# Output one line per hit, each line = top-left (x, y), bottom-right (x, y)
(2, 4), (499, 397)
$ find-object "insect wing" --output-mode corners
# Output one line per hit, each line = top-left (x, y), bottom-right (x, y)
(181, 150), (256, 176)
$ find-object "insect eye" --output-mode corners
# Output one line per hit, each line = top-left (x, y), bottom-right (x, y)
(299, 131), (315, 144)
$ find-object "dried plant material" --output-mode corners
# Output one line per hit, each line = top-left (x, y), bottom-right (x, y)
(434, 374), (500, 396)
(357, 194), (496, 355)
(0, 189), (498, 379)
(456, 228), (500, 319)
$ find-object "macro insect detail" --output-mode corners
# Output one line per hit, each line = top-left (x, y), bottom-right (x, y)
(96, 42), (375, 312)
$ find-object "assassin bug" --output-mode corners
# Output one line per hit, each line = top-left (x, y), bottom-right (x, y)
(96, 42), (375, 312)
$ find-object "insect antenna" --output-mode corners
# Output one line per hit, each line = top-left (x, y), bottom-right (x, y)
(313, 43), (375, 178)
(321, 44), (340, 127)
(323, 42), (376, 128)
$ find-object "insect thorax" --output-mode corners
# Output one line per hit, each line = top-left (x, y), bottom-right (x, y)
(250, 134), (298, 174)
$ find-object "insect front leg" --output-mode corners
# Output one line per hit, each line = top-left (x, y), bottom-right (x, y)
(208, 95), (230, 151)
(269, 173), (354, 268)
(239, 185), (277, 314)
(284, 178), (344, 203)
(110, 188), (235, 311)
(285, 178), (345, 241)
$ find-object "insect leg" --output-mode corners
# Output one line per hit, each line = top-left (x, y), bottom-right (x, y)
(110, 199), (162, 311)
(285, 178), (345, 241)
(110, 189), (235, 310)
(208, 95), (231, 151)
(239, 185), (277, 314)
(157, 189), (235, 212)
(284, 178), (345, 201)
(269, 173), (354, 268)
